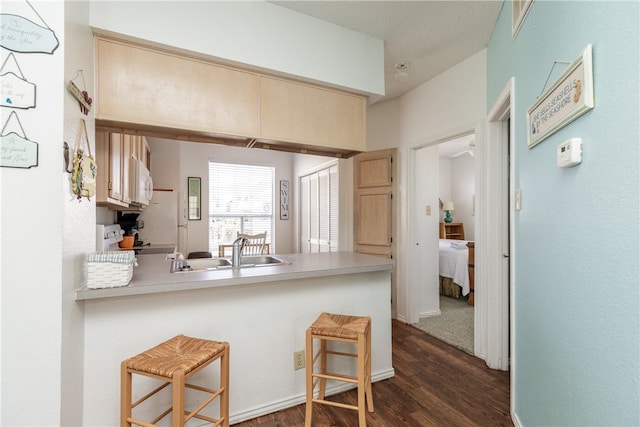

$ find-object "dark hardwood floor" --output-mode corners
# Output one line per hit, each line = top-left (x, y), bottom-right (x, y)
(233, 319), (512, 426)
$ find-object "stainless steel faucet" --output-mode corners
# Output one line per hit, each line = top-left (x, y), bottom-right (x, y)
(231, 237), (248, 267)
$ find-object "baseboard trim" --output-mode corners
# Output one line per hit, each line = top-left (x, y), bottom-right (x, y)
(512, 409), (523, 427)
(229, 368), (396, 424)
(419, 308), (441, 318)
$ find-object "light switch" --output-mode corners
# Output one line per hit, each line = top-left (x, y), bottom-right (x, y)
(425, 205), (431, 216)
(515, 189), (522, 211)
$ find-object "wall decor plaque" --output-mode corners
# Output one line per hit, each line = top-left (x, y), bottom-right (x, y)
(0, 111), (38, 168)
(280, 180), (289, 220)
(0, 1), (59, 54)
(527, 44), (594, 148)
(1, 53), (36, 109)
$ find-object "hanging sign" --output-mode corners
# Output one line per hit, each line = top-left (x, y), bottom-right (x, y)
(527, 44), (594, 148)
(0, 111), (38, 168)
(1, 53), (36, 109)
(0, 1), (59, 54)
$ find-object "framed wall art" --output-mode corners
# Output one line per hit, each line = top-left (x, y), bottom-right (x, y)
(527, 44), (594, 148)
(280, 180), (289, 220)
(188, 177), (201, 220)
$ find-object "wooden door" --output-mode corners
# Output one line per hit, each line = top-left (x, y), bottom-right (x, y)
(354, 148), (397, 316)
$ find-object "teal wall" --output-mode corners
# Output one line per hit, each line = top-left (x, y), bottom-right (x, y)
(488, 1), (639, 426)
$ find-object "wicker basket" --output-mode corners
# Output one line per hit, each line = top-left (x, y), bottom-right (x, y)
(87, 261), (134, 289)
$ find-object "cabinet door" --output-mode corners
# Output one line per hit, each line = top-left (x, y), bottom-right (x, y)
(260, 76), (366, 151)
(109, 133), (125, 202)
(96, 38), (260, 137)
(356, 189), (392, 247)
(354, 148), (397, 315)
(121, 134), (136, 204)
(140, 136), (151, 170)
(96, 131), (128, 207)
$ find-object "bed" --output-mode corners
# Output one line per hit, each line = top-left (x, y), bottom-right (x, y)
(439, 239), (473, 301)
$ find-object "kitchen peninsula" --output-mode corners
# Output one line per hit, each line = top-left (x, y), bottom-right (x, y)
(78, 252), (394, 425)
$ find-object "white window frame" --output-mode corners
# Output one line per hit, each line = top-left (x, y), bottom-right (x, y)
(208, 162), (275, 255)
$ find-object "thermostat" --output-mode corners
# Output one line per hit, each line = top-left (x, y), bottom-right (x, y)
(557, 138), (582, 168)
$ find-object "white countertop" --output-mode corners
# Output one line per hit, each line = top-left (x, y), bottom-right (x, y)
(75, 252), (394, 300)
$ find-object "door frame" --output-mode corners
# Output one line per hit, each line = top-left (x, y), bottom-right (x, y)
(484, 78), (515, 375)
(405, 75), (514, 371)
(406, 121), (482, 355)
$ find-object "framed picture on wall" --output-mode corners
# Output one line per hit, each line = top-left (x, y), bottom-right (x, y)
(512, 0), (534, 38)
(188, 177), (201, 220)
(527, 44), (594, 148)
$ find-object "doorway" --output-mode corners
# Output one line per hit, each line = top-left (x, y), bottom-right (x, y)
(483, 78), (514, 374)
(411, 131), (477, 354)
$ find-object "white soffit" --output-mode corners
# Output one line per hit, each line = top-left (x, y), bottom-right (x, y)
(271, 1), (502, 105)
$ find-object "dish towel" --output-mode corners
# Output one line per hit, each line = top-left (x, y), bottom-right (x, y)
(87, 250), (137, 265)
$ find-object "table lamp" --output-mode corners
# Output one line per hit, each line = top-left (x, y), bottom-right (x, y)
(443, 201), (455, 223)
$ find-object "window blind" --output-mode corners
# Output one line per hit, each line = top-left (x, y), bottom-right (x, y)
(299, 164), (339, 253)
(208, 162), (274, 254)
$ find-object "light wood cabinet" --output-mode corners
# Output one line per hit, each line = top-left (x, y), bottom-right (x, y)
(96, 131), (151, 210)
(96, 131), (128, 208)
(354, 149), (396, 255)
(439, 223), (465, 240)
(95, 37), (366, 155)
(354, 149), (397, 316)
(259, 76), (366, 151)
(96, 37), (260, 137)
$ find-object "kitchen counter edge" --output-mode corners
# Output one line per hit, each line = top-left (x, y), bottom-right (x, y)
(75, 252), (394, 301)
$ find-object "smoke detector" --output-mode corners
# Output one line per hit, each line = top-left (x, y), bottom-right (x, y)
(394, 61), (411, 81)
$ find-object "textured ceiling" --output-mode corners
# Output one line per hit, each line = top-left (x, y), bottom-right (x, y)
(272, 1), (503, 105)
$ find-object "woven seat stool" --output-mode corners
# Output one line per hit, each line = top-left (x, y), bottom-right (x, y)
(305, 312), (373, 427)
(121, 335), (229, 427)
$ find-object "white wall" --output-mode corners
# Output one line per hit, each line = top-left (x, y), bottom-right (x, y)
(146, 139), (296, 255)
(61, 4), (95, 425)
(1, 1), (93, 425)
(82, 269), (393, 425)
(89, 1), (384, 97)
(367, 49), (486, 323)
(415, 146), (441, 317)
(439, 158), (452, 217)
(145, 139), (356, 257)
(440, 155), (476, 240)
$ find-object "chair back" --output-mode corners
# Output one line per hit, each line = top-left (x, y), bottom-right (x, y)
(237, 232), (267, 255)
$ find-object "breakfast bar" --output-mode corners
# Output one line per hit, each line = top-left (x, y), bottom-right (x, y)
(78, 251), (394, 425)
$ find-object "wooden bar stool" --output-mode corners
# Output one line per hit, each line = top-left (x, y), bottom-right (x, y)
(121, 335), (229, 427)
(305, 312), (373, 427)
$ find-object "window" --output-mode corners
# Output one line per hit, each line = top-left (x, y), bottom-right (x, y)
(208, 162), (274, 255)
(299, 163), (338, 252)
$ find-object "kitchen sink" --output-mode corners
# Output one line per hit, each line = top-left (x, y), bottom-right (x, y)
(171, 257), (231, 272)
(171, 255), (288, 272)
(236, 255), (288, 267)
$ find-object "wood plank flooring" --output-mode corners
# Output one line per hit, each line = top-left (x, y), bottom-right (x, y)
(233, 319), (512, 426)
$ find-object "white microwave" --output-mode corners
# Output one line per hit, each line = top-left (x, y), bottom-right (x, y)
(129, 158), (153, 206)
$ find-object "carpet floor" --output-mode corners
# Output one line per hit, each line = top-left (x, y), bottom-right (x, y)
(413, 295), (474, 354)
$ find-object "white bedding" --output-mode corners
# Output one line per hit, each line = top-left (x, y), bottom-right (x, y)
(439, 239), (470, 296)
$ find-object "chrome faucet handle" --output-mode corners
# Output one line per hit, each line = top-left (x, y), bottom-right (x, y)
(231, 237), (248, 267)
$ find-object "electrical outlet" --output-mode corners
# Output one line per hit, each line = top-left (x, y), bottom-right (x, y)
(293, 350), (305, 370)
